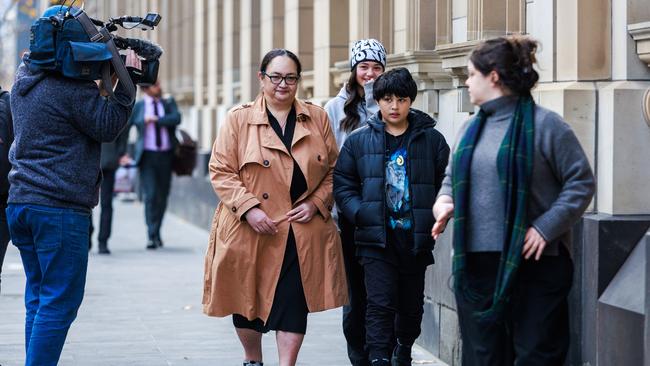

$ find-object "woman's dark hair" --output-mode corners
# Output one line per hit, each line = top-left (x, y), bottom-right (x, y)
(340, 66), (364, 133)
(469, 35), (539, 95)
(372, 67), (417, 102)
(259, 48), (302, 75)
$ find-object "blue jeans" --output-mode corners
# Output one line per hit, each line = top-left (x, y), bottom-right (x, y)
(7, 203), (90, 366)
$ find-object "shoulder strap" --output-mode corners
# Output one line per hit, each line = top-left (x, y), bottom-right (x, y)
(72, 9), (136, 106)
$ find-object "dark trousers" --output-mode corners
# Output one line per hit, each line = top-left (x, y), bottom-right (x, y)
(363, 257), (426, 361)
(456, 249), (573, 366)
(0, 205), (10, 292)
(139, 151), (173, 241)
(339, 214), (370, 366)
(97, 168), (116, 246)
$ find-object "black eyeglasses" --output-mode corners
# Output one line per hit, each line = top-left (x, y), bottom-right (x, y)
(262, 72), (300, 85)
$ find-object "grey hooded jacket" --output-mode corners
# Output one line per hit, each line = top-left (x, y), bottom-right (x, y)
(324, 81), (379, 149)
(9, 63), (133, 211)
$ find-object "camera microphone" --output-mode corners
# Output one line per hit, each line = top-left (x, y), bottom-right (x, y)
(114, 37), (163, 61)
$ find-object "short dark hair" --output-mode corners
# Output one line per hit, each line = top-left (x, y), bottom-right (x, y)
(260, 49), (302, 75)
(373, 67), (417, 102)
(469, 35), (539, 96)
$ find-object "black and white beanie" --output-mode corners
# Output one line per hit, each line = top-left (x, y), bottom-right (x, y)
(350, 39), (387, 70)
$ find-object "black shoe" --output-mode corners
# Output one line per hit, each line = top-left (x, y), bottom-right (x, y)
(146, 240), (158, 250)
(154, 238), (163, 248)
(391, 343), (412, 366)
(98, 242), (110, 254)
(243, 361), (263, 366)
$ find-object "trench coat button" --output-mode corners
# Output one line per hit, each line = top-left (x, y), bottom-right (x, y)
(262, 193), (269, 199)
(263, 160), (270, 167)
(232, 207), (237, 212)
(317, 155), (322, 161)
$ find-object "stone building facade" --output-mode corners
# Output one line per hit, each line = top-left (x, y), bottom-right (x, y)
(42, 1), (650, 364)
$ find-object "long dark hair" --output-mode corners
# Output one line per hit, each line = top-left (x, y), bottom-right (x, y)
(469, 36), (539, 96)
(340, 66), (364, 133)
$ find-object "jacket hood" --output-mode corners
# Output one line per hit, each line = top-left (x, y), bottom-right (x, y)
(14, 61), (47, 97)
(335, 84), (350, 101)
(367, 108), (438, 132)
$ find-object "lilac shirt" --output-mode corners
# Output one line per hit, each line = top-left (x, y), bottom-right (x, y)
(143, 94), (172, 151)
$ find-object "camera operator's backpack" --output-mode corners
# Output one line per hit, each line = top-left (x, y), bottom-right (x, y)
(26, 6), (135, 105)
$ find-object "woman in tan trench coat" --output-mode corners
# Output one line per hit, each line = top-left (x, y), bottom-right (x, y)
(203, 49), (348, 366)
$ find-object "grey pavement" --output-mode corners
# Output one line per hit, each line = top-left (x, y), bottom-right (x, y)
(0, 199), (445, 366)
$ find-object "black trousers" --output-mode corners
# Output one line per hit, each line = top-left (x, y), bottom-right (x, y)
(339, 214), (370, 366)
(139, 151), (173, 241)
(362, 257), (426, 361)
(456, 249), (573, 366)
(97, 168), (116, 246)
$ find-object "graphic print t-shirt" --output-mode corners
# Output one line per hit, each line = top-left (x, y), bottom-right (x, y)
(385, 129), (412, 232)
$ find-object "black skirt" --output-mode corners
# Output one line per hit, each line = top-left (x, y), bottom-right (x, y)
(232, 227), (309, 334)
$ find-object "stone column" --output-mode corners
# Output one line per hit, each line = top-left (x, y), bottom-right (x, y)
(200, 0), (221, 161)
(169, 0), (181, 92)
(349, 0), (391, 47)
(188, 0), (206, 149)
(393, 0), (435, 54)
(260, 0), (285, 53)
(312, 0), (349, 101)
(556, 0), (610, 81)
(467, 0), (506, 41)
(284, 0), (313, 71)
(222, 0), (239, 107)
(240, 0), (261, 103)
(207, 0), (221, 107)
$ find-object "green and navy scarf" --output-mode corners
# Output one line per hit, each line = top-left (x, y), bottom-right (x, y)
(451, 95), (535, 324)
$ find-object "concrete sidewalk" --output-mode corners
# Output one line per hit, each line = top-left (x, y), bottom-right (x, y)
(0, 199), (445, 365)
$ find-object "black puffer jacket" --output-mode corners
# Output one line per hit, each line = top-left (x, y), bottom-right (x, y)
(334, 109), (450, 253)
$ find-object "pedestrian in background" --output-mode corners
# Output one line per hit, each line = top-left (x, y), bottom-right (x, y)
(203, 48), (347, 366)
(324, 38), (387, 366)
(0, 85), (13, 293)
(128, 81), (181, 249)
(95, 129), (130, 254)
(431, 36), (595, 365)
(334, 68), (450, 366)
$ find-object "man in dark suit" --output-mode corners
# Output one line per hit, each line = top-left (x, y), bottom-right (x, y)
(128, 81), (181, 249)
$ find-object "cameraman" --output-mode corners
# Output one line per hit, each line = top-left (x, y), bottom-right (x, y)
(7, 45), (140, 365)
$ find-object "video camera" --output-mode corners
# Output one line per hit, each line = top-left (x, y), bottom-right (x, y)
(102, 13), (163, 86)
(26, 4), (163, 105)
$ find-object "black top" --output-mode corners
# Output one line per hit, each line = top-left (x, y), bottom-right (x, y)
(266, 106), (307, 203)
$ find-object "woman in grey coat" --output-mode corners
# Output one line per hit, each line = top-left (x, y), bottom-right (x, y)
(431, 36), (595, 366)
(324, 38), (387, 366)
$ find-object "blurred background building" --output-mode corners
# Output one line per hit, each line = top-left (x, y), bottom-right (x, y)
(0, 0), (647, 364)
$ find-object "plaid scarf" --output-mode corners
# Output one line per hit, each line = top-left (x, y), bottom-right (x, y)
(451, 95), (535, 323)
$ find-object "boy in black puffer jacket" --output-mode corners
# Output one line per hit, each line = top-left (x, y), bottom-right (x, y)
(334, 68), (450, 366)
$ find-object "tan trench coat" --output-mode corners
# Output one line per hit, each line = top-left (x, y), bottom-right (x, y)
(202, 94), (348, 322)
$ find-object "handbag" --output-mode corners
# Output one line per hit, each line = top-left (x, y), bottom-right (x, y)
(172, 129), (197, 176)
